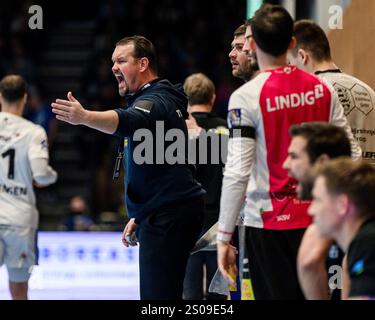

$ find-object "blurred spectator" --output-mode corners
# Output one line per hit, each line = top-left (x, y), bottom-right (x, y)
(24, 85), (57, 150)
(8, 40), (35, 83)
(63, 196), (95, 231)
(0, 34), (9, 76)
(96, 210), (124, 231)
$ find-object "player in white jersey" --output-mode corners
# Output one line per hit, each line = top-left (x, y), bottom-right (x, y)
(217, 5), (360, 300)
(288, 20), (375, 167)
(229, 24), (259, 83)
(0, 75), (57, 299)
(199, 24), (262, 300)
(287, 19), (375, 300)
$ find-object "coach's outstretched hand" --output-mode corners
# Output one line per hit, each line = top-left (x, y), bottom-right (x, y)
(52, 92), (88, 125)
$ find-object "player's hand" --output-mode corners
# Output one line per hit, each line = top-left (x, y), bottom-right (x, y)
(217, 241), (238, 287)
(33, 181), (48, 188)
(121, 218), (138, 247)
(51, 92), (88, 125)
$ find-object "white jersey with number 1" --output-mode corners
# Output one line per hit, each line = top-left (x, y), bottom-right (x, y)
(0, 112), (49, 229)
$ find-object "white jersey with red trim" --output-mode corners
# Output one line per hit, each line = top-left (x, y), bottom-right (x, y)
(0, 112), (50, 229)
(317, 70), (375, 166)
(218, 66), (361, 241)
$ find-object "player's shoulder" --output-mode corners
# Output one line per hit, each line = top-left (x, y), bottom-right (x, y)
(339, 72), (375, 95)
(0, 112), (34, 129)
(315, 71), (375, 94)
(235, 71), (272, 96)
(292, 67), (331, 89)
(12, 116), (47, 138)
(355, 219), (375, 243)
(305, 71), (337, 95)
(229, 72), (272, 109)
(21, 118), (45, 134)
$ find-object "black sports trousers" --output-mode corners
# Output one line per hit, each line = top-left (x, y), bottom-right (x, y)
(245, 226), (306, 300)
(137, 196), (204, 300)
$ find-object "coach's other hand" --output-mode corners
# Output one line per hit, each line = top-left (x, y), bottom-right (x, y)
(122, 218), (138, 247)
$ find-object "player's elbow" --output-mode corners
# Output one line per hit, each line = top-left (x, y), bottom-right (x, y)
(33, 169), (58, 187)
(223, 169), (251, 185)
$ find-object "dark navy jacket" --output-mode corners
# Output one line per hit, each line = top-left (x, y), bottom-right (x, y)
(114, 79), (205, 223)
(190, 112), (228, 233)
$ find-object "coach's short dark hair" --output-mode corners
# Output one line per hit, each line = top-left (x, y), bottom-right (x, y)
(292, 20), (332, 62)
(289, 122), (351, 164)
(116, 35), (158, 74)
(250, 4), (294, 57)
(0, 75), (27, 103)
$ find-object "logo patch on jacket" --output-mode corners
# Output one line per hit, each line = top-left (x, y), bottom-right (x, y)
(134, 100), (154, 113)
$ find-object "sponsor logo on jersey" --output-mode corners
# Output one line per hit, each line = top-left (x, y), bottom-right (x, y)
(228, 109), (241, 127)
(41, 139), (48, 150)
(276, 214), (291, 222)
(363, 151), (375, 160)
(266, 84), (324, 113)
(0, 135), (11, 142)
(334, 83), (354, 115)
(0, 184), (28, 196)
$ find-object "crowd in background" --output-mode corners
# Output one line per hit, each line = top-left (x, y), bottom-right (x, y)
(0, 0), (249, 230)
(1, 0), (374, 301)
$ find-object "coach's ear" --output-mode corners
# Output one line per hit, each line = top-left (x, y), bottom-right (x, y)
(0, 93), (3, 105)
(139, 57), (149, 73)
(23, 93), (28, 105)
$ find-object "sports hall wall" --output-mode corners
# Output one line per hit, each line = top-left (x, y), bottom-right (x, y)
(328, 0), (375, 89)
